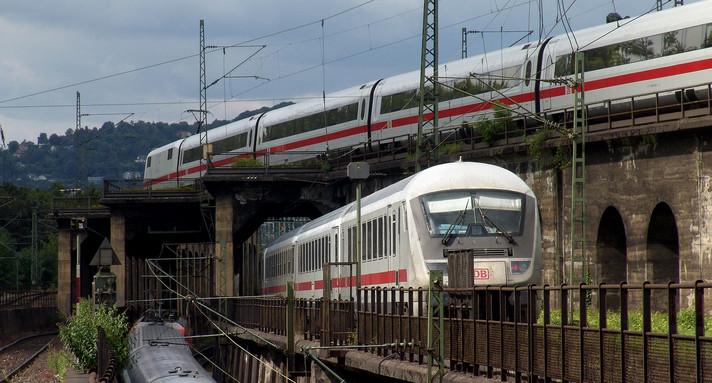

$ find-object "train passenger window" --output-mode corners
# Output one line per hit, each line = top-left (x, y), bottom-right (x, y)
(705, 23), (712, 48)
(308, 241), (312, 271)
(346, 227), (352, 262)
(167, 148), (173, 160)
(361, 221), (373, 261)
(320, 237), (325, 268)
(147, 156), (152, 168)
(371, 220), (377, 259)
(360, 99), (366, 120)
(662, 30), (685, 56)
(334, 234), (338, 262)
(351, 226), (357, 262)
(385, 216), (390, 257)
(502, 66), (517, 88)
(378, 217), (384, 258)
(392, 213), (397, 256)
(183, 147), (202, 164)
(380, 89), (418, 114)
(524, 61), (532, 86)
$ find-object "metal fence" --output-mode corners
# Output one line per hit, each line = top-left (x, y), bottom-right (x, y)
(0, 290), (57, 310)
(226, 281), (712, 382)
(97, 326), (117, 383)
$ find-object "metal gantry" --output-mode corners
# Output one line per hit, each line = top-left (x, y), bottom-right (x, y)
(75, 92), (87, 189)
(569, 51), (587, 317)
(657, 0), (684, 11)
(416, 0), (439, 171)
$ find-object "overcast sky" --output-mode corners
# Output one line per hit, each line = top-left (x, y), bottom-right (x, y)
(0, 0), (697, 145)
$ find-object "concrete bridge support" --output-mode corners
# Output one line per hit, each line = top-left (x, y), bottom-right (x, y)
(497, 126), (712, 309)
(215, 190), (235, 297)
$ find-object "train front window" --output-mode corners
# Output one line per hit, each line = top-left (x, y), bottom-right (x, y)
(421, 190), (524, 237)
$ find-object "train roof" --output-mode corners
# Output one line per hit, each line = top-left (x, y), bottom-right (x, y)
(547, 1), (712, 53)
(351, 161), (534, 215)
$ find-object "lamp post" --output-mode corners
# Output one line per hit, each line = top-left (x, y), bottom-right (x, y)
(347, 162), (369, 288)
(73, 218), (86, 312)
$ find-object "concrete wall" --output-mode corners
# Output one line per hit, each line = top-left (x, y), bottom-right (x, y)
(0, 307), (59, 337)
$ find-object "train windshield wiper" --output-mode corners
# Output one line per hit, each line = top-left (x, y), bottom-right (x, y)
(474, 198), (514, 243)
(441, 202), (469, 245)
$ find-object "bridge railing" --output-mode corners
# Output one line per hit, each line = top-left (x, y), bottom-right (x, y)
(103, 177), (204, 195)
(51, 197), (103, 212)
(225, 281), (712, 382)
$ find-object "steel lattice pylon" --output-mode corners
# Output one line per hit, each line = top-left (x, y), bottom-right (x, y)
(569, 51), (587, 318)
(416, 0), (439, 171)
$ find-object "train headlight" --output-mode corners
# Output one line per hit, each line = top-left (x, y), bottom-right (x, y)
(510, 260), (530, 274)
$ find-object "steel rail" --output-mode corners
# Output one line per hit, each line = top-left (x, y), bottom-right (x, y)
(0, 332), (58, 383)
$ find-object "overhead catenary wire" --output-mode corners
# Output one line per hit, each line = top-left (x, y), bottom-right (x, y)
(144, 251), (296, 380)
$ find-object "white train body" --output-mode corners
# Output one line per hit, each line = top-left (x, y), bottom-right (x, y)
(261, 162), (542, 299)
(144, 2), (712, 189)
(122, 315), (216, 383)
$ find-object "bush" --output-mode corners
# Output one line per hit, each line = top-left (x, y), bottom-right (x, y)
(58, 299), (130, 372)
(474, 101), (511, 146)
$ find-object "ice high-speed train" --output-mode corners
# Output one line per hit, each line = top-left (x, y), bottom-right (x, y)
(145, 2), (712, 189)
(261, 161), (541, 298)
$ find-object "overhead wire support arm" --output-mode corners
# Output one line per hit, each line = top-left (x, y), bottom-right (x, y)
(462, 28), (534, 58)
(204, 45), (267, 90)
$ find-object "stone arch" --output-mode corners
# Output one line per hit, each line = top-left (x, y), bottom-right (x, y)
(646, 202), (680, 284)
(595, 206), (627, 284)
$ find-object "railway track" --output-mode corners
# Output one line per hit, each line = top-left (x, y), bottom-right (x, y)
(0, 332), (57, 383)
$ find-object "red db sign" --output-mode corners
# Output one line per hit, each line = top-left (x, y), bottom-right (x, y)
(473, 268), (490, 280)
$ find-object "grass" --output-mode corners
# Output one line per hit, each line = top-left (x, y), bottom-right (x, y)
(47, 347), (70, 382)
(539, 307), (712, 336)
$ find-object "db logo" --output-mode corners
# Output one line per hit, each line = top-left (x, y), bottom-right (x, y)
(473, 268), (490, 280)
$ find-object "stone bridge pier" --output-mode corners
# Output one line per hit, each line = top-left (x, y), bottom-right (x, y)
(499, 117), (712, 309)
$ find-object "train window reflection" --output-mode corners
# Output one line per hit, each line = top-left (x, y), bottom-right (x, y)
(421, 190), (524, 237)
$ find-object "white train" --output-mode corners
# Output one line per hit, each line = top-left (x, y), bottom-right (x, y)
(122, 310), (216, 383)
(261, 161), (541, 298)
(144, 2), (712, 189)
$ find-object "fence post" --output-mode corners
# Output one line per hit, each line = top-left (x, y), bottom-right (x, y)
(287, 281), (295, 378)
(427, 270), (444, 383)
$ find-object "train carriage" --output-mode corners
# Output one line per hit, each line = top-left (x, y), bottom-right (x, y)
(255, 84), (370, 165)
(261, 161), (542, 300)
(145, 2), (712, 190)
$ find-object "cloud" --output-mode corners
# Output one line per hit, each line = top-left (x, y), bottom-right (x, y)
(0, 0), (700, 144)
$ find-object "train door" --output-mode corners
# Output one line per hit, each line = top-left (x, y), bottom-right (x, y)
(389, 203), (403, 287)
(358, 84), (373, 150)
(330, 225), (342, 300)
(540, 46), (555, 112)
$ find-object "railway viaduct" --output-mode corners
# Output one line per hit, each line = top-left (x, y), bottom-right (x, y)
(52, 95), (712, 318)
